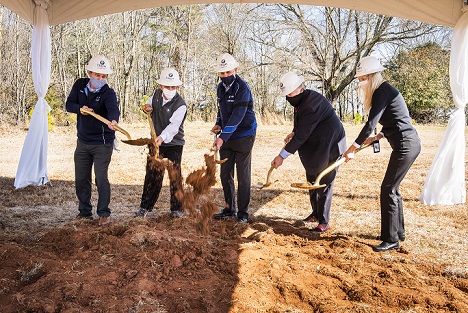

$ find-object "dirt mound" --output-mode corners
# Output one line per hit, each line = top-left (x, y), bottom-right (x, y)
(0, 216), (467, 313)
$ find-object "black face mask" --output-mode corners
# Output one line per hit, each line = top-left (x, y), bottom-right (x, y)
(286, 91), (305, 108)
(221, 74), (236, 86)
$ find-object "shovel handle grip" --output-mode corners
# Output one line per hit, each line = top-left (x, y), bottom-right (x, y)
(80, 108), (131, 140)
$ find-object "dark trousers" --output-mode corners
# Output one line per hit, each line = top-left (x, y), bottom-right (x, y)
(140, 145), (183, 212)
(74, 140), (113, 217)
(306, 166), (338, 226)
(219, 135), (255, 219)
(380, 131), (421, 242)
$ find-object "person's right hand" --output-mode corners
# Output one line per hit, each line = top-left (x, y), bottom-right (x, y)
(211, 125), (221, 134)
(143, 104), (153, 113)
(80, 106), (93, 115)
(343, 146), (356, 162)
(271, 155), (284, 169)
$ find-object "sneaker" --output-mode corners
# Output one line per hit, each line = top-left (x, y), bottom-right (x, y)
(237, 217), (249, 224)
(213, 211), (236, 220)
(170, 210), (183, 218)
(312, 224), (330, 233)
(303, 213), (318, 223)
(134, 207), (147, 217)
(99, 216), (111, 226)
(75, 214), (93, 221)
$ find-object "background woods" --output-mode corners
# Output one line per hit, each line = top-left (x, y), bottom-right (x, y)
(0, 4), (453, 127)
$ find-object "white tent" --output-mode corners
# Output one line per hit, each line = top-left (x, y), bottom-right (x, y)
(1, 0), (466, 205)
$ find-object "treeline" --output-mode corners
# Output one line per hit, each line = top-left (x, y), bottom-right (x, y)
(0, 4), (453, 127)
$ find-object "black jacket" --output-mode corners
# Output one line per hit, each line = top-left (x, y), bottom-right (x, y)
(66, 78), (120, 145)
(284, 89), (346, 175)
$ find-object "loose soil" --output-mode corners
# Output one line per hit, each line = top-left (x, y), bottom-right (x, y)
(0, 121), (467, 313)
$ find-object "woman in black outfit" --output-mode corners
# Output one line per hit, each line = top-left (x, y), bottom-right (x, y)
(343, 56), (421, 252)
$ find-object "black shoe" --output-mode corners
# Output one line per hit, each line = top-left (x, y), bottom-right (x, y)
(237, 217), (248, 224)
(75, 214), (93, 221)
(213, 211), (236, 220)
(134, 207), (147, 217)
(372, 241), (399, 252)
(170, 210), (183, 218)
(376, 233), (406, 241)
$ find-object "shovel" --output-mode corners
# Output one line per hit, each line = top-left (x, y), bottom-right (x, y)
(291, 142), (375, 190)
(252, 165), (275, 189)
(79, 107), (132, 140)
(210, 132), (227, 164)
(121, 106), (159, 158)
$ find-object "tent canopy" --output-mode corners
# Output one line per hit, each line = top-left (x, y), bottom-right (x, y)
(0, 0), (464, 27)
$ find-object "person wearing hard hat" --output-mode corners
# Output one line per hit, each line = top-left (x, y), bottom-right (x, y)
(211, 53), (257, 224)
(135, 67), (187, 219)
(271, 72), (346, 234)
(343, 55), (421, 252)
(66, 55), (120, 226)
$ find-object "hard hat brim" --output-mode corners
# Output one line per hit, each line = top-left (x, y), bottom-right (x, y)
(354, 65), (385, 78)
(156, 78), (182, 86)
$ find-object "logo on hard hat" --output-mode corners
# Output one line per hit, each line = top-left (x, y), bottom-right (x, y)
(280, 82), (285, 91)
(97, 60), (106, 69)
(220, 59), (227, 68)
(168, 73), (173, 78)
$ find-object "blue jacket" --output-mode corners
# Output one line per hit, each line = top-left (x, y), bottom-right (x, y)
(66, 78), (120, 145)
(216, 75), (257, 141)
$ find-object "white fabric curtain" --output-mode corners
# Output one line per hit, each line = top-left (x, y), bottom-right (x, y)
(420, 10), (468, 205)
(14, 1), (51, 189)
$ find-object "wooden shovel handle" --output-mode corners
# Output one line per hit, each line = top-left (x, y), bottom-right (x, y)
(141, 105), (159, 158)
(79, 107), (131, 140)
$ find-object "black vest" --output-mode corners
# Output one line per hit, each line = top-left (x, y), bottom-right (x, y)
(151, 89), (186, 146)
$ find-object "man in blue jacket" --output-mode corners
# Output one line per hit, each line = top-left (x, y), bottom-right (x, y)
(66, 55), (120, 226)
(212, 53), (257, 223)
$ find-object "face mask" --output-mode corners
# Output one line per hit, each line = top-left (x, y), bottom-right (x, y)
(89, 77), (106, 90)
(286, 91), (304, 108)
(220, 74), (236, 86)
(358, 80), (368, 88)
(163, 88), (177, 100)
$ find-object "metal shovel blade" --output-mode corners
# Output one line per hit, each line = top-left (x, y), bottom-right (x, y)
(122, 138), (153, 146)
(253, 165), (275, 189)
(291, 141), (376, 190)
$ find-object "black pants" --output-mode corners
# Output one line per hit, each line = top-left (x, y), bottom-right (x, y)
(219, 135), (255, 219)
(306, 166), (338, 226)
(140, 145), (183, 212)
(74, 140), (113, 217)
(380, 131), (421, 242)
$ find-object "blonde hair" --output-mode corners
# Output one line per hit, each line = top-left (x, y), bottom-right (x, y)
(358, 72), (385, 113)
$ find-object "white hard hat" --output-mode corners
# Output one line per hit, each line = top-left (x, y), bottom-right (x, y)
(156, 68), (182, 86)
(355, 56), (385, 77)
(85, 55), (113, 75)
(279, 72), (304, 96)
(215, 53), (239, 72)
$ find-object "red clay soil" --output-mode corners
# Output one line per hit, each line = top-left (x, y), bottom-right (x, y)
(0, 139), (467, 312)
(1, 215), (467, 313)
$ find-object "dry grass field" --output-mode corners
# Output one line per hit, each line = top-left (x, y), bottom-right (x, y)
(0, 120), (467, 312)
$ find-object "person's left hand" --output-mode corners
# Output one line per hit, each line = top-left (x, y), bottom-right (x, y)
(108, 120), (117, 130)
